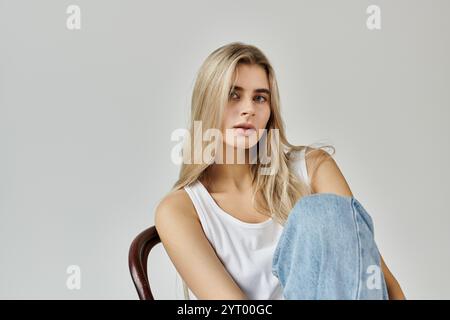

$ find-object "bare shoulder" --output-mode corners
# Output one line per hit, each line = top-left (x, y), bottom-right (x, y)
(304, 147), (354, 197)
(153, 187), (248, 299)
(154, 188), (198, 227)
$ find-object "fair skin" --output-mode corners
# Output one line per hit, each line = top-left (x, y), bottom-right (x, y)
(198, 63), (272, 223)
(155, 64), (405, 300)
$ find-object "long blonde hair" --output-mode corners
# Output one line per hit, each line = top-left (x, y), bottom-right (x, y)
(168, 41), (334, 299)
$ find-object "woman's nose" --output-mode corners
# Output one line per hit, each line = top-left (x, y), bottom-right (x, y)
(240, 99), (256, 117)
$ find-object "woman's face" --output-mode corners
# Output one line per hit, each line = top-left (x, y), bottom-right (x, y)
(221, 63), (271, 151)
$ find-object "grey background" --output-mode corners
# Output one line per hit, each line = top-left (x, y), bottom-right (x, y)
(1, 0), (449, 299)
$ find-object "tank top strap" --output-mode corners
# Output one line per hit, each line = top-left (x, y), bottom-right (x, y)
(299, 147), (310, 185)
(183, 181), (216, 239)
(290, 147), (310, 186)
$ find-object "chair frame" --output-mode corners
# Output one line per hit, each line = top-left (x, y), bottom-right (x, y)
(128, 226), (161, 300)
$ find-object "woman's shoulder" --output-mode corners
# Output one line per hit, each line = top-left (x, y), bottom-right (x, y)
(154, 188), (198, 226)
(288, 146), (334, 185)
(287, 146), (328, 160)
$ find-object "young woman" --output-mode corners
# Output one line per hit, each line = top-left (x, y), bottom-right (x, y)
(154, 42), (405, 300)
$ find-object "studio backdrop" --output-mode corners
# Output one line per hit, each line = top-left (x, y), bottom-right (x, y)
(0, 0), (449, 299)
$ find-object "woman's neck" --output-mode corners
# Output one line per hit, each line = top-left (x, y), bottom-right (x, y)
(204, 163), (253, 193)
(201, 143), (256, 192)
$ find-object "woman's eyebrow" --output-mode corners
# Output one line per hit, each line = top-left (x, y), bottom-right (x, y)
(230, 86), (271, 95)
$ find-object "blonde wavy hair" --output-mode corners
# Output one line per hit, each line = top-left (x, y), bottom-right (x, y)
(168, 41), (334, 299)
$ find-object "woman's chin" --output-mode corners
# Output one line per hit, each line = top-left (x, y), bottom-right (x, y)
(224, 141), (258, 150)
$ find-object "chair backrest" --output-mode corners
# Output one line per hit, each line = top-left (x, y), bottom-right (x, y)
(128, 226), (161, 300)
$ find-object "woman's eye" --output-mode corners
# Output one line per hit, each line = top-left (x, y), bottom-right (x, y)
(229, 92), (239, 99)
(229, 92), (267, 103)
(255, 95), (267, 103)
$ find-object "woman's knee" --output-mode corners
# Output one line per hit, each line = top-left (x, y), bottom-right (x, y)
(288, 193), (358, 238)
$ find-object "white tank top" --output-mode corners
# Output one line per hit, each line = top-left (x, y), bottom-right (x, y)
(182, 148), (310, 300)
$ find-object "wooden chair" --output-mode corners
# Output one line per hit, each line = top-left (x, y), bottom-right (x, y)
(128, 226), (161, 300)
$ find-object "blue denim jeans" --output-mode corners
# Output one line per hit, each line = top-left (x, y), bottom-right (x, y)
(272, 193), (389, 300)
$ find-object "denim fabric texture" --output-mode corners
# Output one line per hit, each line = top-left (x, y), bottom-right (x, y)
(272, 193), (389, 300)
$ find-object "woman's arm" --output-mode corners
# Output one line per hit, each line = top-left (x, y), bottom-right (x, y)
(155, 190), (248, 300)
(380, 254), (406, 300)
